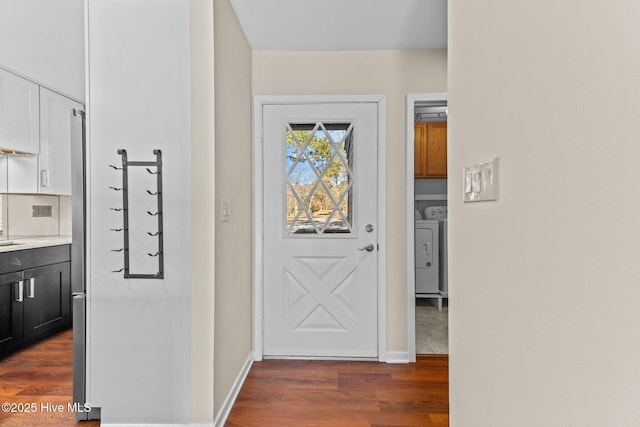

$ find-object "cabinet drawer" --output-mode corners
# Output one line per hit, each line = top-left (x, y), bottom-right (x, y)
(0, 245), (71, 274)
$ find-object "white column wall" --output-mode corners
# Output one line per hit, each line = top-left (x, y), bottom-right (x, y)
(86, 0), (192, 423)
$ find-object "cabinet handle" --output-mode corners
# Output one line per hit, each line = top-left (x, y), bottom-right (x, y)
(15, 280), (23, 303)
(41, 169), (50, 187)
(27, 278), (35, 299)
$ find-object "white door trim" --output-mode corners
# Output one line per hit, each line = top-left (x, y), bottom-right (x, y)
(254, 95), (386, 361)
(406, 93), (448, 362)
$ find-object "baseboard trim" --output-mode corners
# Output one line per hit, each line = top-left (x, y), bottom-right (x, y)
(384, 351), (410, 364)
(100, 424), (189, 427)
(101, 422), (214, 427)
(214, 352), (254, 427)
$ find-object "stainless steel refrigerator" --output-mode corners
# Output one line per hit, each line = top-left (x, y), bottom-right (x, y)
(71, 109), (100, 421)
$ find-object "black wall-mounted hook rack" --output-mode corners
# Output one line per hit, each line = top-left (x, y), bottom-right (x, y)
(111, 149), (164, 279)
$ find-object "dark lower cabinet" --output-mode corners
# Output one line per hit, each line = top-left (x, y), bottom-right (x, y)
(23, 263), (71, 345)
(0, 245), (71, 358)
(0, 272), (25, 357)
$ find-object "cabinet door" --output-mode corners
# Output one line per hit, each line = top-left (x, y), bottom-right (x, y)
(0, 68), (40, 154)
(425, 122), (447, 178)
(0, 272), (24, 357)
(22, 262), (71, 344)
(39, 88), (83, 195)
(414, 122), (428, 178)
(0, 157), (7, 193)
(7, 155), (38, 193)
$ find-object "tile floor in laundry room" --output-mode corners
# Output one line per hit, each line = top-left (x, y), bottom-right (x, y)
(416, 298), (449, 354)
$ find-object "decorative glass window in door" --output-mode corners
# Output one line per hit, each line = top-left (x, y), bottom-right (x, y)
(286, 122), (354, 235)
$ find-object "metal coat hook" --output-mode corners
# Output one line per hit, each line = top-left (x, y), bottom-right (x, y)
(111, 268), (124, 273)
(110, 208), (125, 212)
(146, 168), (159, 175)
(148, 251), (161, 257)
(110, 228), (125, 232)
(109, 186), (122, 191)
(111, 248), (125, 253)
(146, 190), (160, 196)
(147, 211), (159, 216)
(109, 164), (123, 170)
(147, 231), (161, 237)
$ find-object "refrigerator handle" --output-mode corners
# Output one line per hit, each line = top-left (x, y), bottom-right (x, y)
(71, 108), (86, 294)
(15, 280), (24, 303)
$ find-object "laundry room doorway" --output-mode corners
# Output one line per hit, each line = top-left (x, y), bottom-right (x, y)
(406, 93), (449, 361)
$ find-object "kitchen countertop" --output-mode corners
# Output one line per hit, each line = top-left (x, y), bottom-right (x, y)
(0, 236), (72, 253)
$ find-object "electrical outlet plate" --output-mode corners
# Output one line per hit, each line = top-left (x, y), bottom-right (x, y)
(221, 199), (231, 222)
(32, 205), (53, 217)
(463, 157), (498, 202)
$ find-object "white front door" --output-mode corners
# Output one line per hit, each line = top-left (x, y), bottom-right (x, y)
(263, 102), (379, 358)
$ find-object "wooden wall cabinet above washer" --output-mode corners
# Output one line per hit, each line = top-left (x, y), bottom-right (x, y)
(414, 122), (447, 179)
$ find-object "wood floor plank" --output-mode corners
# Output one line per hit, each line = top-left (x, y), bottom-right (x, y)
(0, 329), (100, 426)
(226, 356), (449, 426)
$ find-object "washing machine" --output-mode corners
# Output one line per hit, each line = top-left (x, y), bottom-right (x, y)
(424, 206), (448, 297)
(415, 219), (439, 294)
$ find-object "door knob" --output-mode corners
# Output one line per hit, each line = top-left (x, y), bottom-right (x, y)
(357, 243), (375, 252)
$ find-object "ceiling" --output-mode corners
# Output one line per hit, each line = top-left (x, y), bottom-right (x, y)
(229, 0), (447, 51)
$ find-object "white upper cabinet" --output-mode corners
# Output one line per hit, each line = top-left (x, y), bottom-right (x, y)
(39, 88), (82, 195)
(7, 155), (38, 193)
(0, 68), (40, 154)
(0, 158), (7, 193)
(0, 73), (83, 195)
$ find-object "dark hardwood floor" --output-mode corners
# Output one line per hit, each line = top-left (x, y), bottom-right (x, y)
(226, 356), (449, 427)
(0, 328), (99, 426)
(1, 330), (448, 426)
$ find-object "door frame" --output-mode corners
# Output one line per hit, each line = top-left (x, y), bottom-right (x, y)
(406, 92), (448, 362)
(253, 95), (387, 361)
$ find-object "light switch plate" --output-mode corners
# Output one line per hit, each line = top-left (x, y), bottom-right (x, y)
(221, 199), (231, 222)
(463, 157), (498, 202)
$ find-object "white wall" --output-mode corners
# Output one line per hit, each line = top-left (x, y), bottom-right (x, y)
(0, 0), (84, 101)
(253, 50), (447, 352)
(86, 0), (192, 423)
(449, 1), (640, 426)
(213, 0), (253, 420)
(190, 0), (215, 423)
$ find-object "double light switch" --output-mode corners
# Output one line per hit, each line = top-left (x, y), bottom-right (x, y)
(463, 157), (498, 202)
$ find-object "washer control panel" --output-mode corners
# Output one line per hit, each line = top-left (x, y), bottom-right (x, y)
(424, 205), (447, 220)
